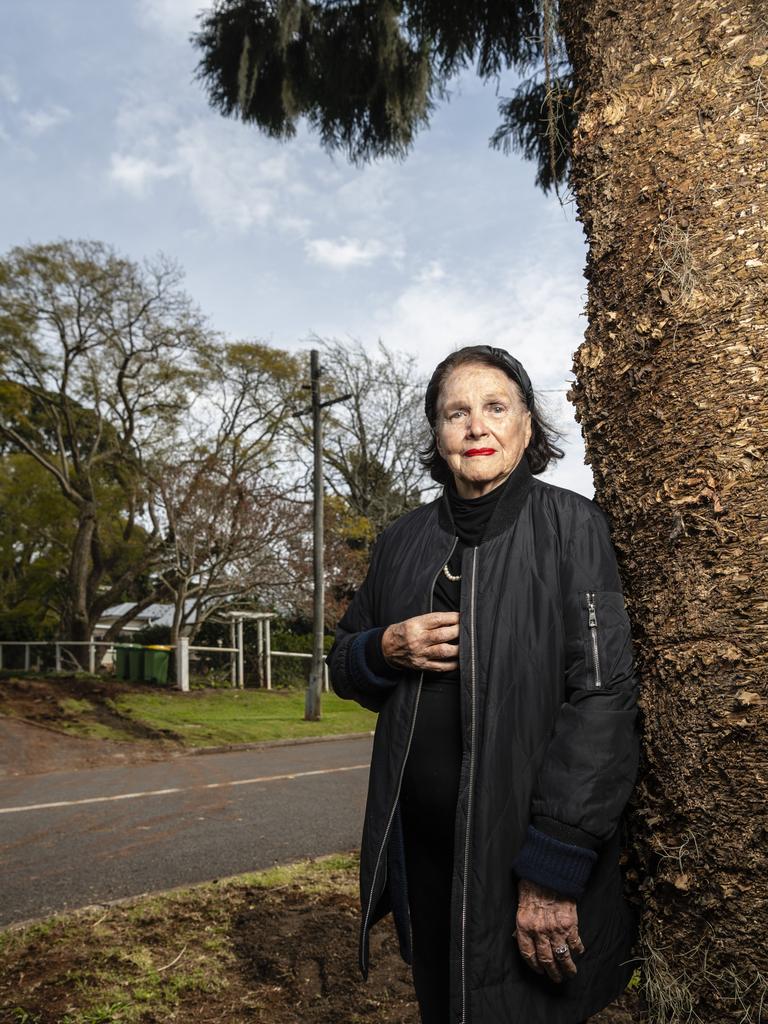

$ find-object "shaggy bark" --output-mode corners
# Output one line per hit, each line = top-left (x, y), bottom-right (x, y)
(559, 2), (768, 1020)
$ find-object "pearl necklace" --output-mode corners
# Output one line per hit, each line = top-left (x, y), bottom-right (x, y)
(442, 562), (461, 582)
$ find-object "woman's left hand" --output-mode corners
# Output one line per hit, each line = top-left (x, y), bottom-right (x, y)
(515, 879), (584, 983)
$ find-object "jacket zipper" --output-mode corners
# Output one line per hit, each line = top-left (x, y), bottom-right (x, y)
(460, 546), (479, 1024)
(360, 537), (458, 973)
(587, 591), (602, 689)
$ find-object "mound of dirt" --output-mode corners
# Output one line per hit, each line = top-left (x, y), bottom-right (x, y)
(0, 674), (183, 777)
(232, 883), (420, 1023)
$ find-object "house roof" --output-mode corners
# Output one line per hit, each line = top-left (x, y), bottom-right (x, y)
(97, 601), (200, 629)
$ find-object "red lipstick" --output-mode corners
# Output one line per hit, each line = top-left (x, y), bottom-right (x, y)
(464, 448), (496, 457)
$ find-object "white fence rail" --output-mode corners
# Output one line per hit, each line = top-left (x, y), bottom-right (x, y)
(0, 640), (114, 674)
(271, 651), (330, 692)
(0, 638), (330, 694)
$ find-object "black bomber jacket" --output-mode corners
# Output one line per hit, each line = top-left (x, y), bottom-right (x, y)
(328, 456), (640, 1024)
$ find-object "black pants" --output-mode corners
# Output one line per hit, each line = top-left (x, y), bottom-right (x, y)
(399, 682), (589, 1024)
(400, 682), (462, 1024)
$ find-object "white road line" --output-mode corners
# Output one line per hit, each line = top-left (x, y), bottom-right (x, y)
(0, 764), (370, 815)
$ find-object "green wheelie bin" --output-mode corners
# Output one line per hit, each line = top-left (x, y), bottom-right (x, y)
(144, 645), (172, 684)
(114, 644), (131, 681)
(128, 644), (145, 682)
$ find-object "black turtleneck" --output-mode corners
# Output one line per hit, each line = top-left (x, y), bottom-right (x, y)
(449, 475), (510, 543)
(427, 474), (511, 683)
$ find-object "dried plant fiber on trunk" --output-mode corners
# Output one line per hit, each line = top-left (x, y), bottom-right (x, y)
(559, 1), (768, 1021)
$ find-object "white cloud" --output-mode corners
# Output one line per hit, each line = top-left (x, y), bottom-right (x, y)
(109, 99), (385, 240)
(415, 260), (446, 284)
(0, 72), (19, 104)
(377, 263), (583, 385)
(106, 84), (414, 252)
(21, 104), (71, 135)
(305, 236), (396, 270)
(277, 215), (312, 236)
(332, 161), (398, 221)
(136, 0), (206, 36)
(173, 122), (289, 230)
(113, 95), (179, 143)
(109, 153), (178, 197)
(108, 106), (297, 230)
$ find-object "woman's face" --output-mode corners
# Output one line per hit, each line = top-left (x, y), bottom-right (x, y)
(435, 362), (532, 499)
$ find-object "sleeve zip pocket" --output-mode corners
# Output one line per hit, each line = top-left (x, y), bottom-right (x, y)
(586, 591), (602, 689)
(572, 589), (633, 694)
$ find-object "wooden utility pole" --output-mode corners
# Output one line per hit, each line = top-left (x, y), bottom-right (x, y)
(307, 349), (325, 721)
(295, 350), (351, 721)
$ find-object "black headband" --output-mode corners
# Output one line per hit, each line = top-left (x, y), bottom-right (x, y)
(424, 344), (535, 423)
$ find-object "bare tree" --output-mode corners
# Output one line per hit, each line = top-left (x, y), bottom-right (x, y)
(157, 460), (303, 641)
(294, 337), (430, 534)
(154, 341), (307, 640)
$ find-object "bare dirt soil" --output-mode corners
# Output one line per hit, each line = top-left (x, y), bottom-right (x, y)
(0, 674), (185, 777)
(1, 860), (420, 1024)
(232, 887), (638, 1024)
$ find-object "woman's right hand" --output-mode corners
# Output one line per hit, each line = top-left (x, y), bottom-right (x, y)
(380, 612), (460, 672)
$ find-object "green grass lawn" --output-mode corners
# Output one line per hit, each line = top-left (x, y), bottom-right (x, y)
(116, 688), (376, 746)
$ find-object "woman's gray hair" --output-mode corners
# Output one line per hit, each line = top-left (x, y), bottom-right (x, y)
(419, 345), (565, 485)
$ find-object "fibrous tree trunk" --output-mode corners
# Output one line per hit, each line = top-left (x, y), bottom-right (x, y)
(559, 1), (767, 1021)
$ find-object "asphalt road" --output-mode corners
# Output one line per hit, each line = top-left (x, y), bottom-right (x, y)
(0, 735), (373, 927)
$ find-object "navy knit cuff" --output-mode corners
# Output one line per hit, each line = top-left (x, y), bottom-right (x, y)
(512, 826), (598, 898)
(350, 629), (400, 690)
(365, 628), (401, 681)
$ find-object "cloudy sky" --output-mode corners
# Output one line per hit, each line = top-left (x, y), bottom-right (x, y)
(0, 0), (594, 495)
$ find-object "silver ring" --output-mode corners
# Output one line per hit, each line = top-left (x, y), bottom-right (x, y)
(553, 945), (569, 960)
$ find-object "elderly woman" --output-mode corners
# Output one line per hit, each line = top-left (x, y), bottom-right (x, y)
(328, 345), (639, 1024)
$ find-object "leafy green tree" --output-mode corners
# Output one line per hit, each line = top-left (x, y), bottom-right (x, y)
(0, 451), (154, 642)
(0, 454), (72, 639)
(0, 240), (214, 642)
